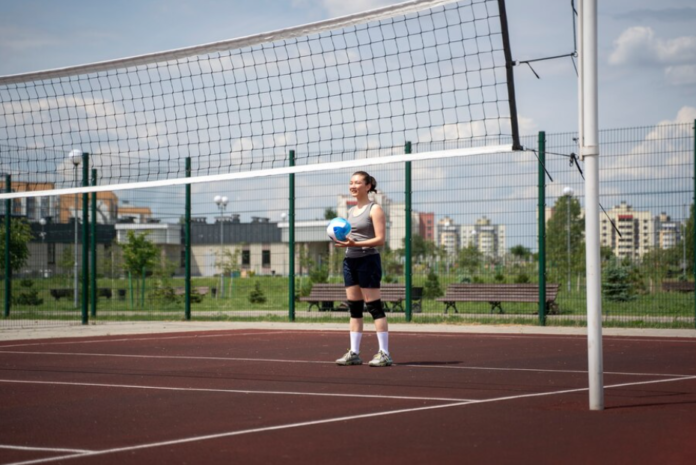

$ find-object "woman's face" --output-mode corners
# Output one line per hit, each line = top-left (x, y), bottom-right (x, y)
(349, 174), (370, 198)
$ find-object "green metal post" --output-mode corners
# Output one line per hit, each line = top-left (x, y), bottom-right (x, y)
(4, 175), (11, 318)
(185, 157), (192, 321)
(538, 132), (547, 326)
(81, 153), (89, 325)
(90, 169), (97, 318)
(405, 141), (413, 322)
(289, 150), (296, 322)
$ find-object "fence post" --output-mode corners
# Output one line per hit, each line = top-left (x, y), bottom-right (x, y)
(4, 174), (11, 318)
(693, 120), (695, 329)
(289, 150), (296, 322)
(405, 141), (413, 322)
(185, 157), (192, 321)
(81, 153), (89, 325)
(538, 132), (547, 326)
(90, 169), (97, 318)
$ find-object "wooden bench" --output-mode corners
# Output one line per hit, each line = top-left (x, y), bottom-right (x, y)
(436, 283), (560, 314)
(50, 288), (112, 300)
(662, 281), (695, 292)
(299, 283), (423, 313)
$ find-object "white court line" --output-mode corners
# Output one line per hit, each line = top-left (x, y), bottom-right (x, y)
(0, 379), (476, 403)
(2, 329), (693, 350)
(0, 331), (292, 349)
(6, 374), (696, 465)
(399, 363), (695, 379)
(0, 349), (692, 379)
(0, 445), (92, 454)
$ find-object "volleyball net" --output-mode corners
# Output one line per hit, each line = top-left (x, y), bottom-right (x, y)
(0, 0), (519, 200)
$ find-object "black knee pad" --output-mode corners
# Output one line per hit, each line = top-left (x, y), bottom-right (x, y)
(348, 300), (364, 319)
(366, 299), (386, 320)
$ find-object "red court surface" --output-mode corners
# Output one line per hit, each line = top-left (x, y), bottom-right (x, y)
(0, 328), (695, 464)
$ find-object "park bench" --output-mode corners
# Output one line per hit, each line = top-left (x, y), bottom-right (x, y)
(436, 283), (560, 314)
(661, 281), (695, 292)
(299, 283), (423, 313)
(50, 288), (112, 300)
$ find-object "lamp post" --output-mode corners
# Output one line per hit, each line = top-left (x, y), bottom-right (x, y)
(39, 218), (47, 277)
(214, 195), (228, 298)
(69, 150), (82, 308)
(563, 187), (574, 293)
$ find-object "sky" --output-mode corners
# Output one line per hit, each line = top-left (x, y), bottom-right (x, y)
(1, 0), (695, 248)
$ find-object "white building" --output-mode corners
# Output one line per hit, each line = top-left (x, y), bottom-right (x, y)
(600, 202), (654, 259)
(437, 216), (459, 257)
(460, 216), (506, 258)
(654, 212), (682, 250)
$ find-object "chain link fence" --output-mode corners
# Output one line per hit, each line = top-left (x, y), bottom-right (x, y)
(2, 122), (694, 328)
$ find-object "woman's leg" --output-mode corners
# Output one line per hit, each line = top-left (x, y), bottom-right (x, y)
(362, 287), (390, 357)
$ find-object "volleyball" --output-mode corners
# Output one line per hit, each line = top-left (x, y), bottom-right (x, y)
(327, 217), (351, 242)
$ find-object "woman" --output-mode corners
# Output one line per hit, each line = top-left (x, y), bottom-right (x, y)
(333, 171), (391, 367)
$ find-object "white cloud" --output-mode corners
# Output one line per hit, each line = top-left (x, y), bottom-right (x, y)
(300, 0), (400, 18)
(656, 105), (696, 126)
(665, 65), (696, 86)
(609, 26), (696, 66)
(516, 116), (538, 137)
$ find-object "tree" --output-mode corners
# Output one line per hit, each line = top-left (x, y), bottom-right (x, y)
(545, 195), (585, 283)
(215, 246), (241, 276)
(324, 207), (337, 220)
(121, 230), (159, 305)
(509, 244), (532, 262)
(0, 218), (32, 276)
(400, 235), (439, 265)
(457, 244), (483, 275)
(58, 245), (75, 282)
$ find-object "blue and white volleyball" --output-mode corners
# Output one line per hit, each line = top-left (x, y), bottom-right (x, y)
(327, 217), (351, 242)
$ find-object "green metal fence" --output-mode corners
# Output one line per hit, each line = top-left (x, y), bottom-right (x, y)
(1, 122), (694, 328)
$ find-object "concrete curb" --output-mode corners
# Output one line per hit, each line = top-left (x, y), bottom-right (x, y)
(1, 321), (695, 341)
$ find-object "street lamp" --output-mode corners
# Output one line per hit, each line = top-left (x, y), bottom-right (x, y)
(69, 150), (82, 308)
(39, 218), (47, 278)
(214, 195), (228, 298)
(563, 187), (574, 292)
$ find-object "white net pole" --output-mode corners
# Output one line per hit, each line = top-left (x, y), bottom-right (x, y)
(581, 0), (604, 411)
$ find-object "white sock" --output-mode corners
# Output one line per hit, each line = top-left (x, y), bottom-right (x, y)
(350, 332), (362, 354)
(376, 332), (389, 355)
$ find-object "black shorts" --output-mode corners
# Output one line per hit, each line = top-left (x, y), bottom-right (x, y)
(343, 254), (382, 289)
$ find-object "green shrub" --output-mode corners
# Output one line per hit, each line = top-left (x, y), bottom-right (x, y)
(248, 281), (267, 304)
(603, 260), (636, 302)
(423, 269), (443, 298)
(514, 273), (530, 284)
(12, 279), (43, 306)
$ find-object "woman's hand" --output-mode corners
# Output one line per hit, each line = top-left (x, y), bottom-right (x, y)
(333, 236), (358, 248)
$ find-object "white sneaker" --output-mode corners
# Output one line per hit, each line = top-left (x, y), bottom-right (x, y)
(368, 350), (393, 367)
(336, 350), (363, 366)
